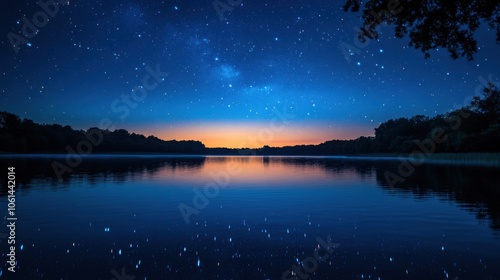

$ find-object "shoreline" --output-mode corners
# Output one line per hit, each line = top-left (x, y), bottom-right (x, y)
(1, 152), (500, 167)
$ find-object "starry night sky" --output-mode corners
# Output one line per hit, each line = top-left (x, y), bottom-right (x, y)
(1, 0), (499, 148)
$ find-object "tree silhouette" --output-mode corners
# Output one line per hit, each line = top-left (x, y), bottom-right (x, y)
(0, 112), (205, 154)
(469, 82), (500, 123)
(1, 84), (499, 154)
(0, 112), (21, 130)
(343, 0), (500, 60)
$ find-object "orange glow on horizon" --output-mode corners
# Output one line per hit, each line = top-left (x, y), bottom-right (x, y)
(130, 121), (374, 148)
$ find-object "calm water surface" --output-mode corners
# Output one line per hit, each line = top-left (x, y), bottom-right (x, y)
(0, 155), (499, 279)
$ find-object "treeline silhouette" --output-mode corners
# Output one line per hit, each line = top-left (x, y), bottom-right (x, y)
(208, 83), (500, 155)
(0, 115), (205, 154)
(1, 83), (498, 155)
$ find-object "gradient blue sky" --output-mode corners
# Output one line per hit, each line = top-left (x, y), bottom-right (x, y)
(1, 0), (498, 147)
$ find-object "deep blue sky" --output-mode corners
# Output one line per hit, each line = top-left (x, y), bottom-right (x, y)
(1, 0), (498, 147)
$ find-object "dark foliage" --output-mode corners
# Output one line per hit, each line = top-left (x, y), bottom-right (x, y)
(1, 84), (498, 155)
(0, 115), (205, 154)
(206, 83), (500, 155)
(343, 0), (500, 60)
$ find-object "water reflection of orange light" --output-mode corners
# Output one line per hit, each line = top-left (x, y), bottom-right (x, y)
(153, 156), (373, 188)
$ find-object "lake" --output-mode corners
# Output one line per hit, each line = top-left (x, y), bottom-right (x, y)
(0, 155), (499, 279)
